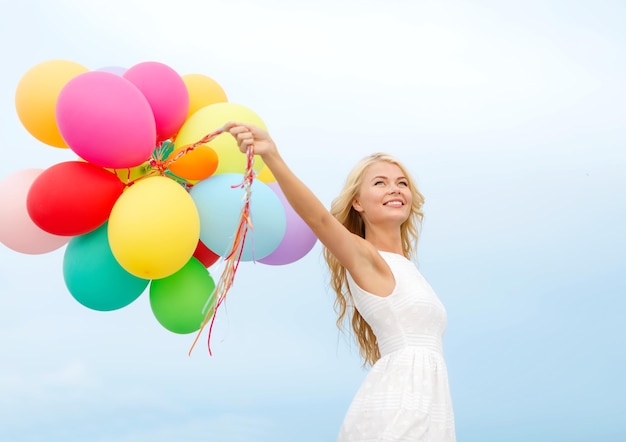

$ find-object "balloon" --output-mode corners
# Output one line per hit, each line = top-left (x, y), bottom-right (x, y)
(259, 182), (318, 265)
(190, 173), (286, 261)
(0, 169), (70, 254)
(165, 144), (218, 182)
(123, 61), (189, 141)
(174, 102), (266, 175)
(107, 161), (152, 185)
(108, 176), (200, 279)
(256, 165), (276, 183)
(182, 73), (228, 120)
(27, 161), (125, 236)
(150, 257), (216, 334)
(63, 223), (148, 311)
(56, 71), (156, 169)
(193, 240), (220, 268)
(97, 65), (126, 75)
(14, 59), (89, 148)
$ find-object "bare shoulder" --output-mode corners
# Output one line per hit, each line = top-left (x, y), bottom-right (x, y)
(315, 214), (395, 297)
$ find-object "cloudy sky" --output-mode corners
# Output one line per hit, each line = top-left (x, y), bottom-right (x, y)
(1, 1), (625, 441)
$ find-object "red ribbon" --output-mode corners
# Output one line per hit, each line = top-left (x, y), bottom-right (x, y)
(188, 144), (256, 356)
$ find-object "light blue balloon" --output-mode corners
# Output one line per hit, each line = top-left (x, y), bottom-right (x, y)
(190, 173), (286, 261)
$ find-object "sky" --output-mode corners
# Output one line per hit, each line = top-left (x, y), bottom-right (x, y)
(1, 0), (625, 441)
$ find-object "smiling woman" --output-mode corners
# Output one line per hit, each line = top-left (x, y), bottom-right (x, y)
(226, 122), (456, 441)
(351, 159), (415, 235)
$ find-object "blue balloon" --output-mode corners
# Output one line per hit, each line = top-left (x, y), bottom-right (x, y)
(190, 174), (286, 261)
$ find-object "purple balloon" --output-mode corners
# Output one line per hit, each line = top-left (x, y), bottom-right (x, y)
(258, 182), (318, 265)
(97, 66), (127, 76)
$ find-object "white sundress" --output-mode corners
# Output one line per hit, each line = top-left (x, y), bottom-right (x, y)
(337, 251), (456, 442)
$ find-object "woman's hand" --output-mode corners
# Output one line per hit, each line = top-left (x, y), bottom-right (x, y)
(224, 121), (278, 158)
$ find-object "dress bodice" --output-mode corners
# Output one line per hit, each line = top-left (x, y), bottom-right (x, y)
(346, 251), (448, 357)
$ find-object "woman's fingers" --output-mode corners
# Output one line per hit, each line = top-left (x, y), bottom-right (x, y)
(223, 121), (244, 133)
(235, 134), (251, 152)
(225, 121), (273, 154)
(224, 121), (253, 152)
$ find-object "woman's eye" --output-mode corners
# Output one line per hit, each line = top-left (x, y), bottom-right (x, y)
(398, 181), (408, 187)
(374, 180), (384, 186)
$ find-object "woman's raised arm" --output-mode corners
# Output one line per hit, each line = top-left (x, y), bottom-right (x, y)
(224, 122), (373, 272)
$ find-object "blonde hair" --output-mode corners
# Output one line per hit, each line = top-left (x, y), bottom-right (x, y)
(323, 153), (425, 367)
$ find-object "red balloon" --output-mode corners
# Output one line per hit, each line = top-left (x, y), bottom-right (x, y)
(27, 161), (125, 236)
(193, 239), (220, 268)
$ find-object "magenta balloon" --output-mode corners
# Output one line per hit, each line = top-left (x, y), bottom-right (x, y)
(56, 71), (156, 168)
(258, 182), (318, 266)
(0, 169), (70, 254)
(123, 61), (189, 141)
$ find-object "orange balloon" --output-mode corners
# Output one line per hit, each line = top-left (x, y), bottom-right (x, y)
(182, 73), (228, 120)
(167, 145), (219, 181)
(15, 60), (89, 148)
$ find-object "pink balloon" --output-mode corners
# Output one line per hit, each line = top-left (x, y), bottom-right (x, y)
(0, 169), (70, 254)
(56, 71), (157, 169)
(123, 61), (189, 141)
(258, 182), (318, 266)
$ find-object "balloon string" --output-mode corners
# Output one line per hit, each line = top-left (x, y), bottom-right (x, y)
(161, 126), (225, 170)
(119, 127), (226, 187)
(188, 144), (255, 356)
(111, 126), (255, 356)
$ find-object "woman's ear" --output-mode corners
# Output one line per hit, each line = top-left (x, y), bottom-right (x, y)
(352, 198), (363, 213)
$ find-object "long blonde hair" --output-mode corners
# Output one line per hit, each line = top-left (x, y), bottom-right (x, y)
(323, 153), (425, 367)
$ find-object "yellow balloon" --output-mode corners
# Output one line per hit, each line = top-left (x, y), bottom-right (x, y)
(15, 60), (89, 148)
(182, 73), (228, 120)
(174, 102), (266, 175)
(108, 176), (200, 279)
(256, 165), (276, 183)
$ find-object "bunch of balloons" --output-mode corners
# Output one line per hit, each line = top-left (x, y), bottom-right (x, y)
(0, 59), (317, 342)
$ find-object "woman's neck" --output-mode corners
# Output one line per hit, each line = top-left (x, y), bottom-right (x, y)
(364, 225), (403, 255)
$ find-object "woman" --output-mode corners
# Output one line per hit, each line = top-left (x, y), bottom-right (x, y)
(226, 122), (456, 441)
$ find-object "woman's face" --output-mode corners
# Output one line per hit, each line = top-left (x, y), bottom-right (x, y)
(352, 161), (412, 227)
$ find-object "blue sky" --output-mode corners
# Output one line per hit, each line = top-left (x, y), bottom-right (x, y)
(1, 1), (625, 441)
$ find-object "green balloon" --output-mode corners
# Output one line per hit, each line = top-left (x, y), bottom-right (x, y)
(150, 257), (216, 334)
(63, 223), (149, 311)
